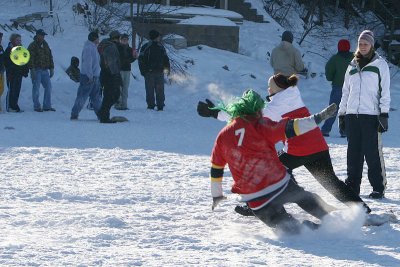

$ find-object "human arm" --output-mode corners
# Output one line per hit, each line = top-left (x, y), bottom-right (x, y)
(210, 164), (226, 210)
(293, 49), (305, 73)
(285, 103), (337, 138)
(325, 56), (335, 82)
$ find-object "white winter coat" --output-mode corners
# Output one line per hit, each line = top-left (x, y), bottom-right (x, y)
(338, 53), (391, 115)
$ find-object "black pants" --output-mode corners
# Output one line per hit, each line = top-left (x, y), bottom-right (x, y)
(6, 72), (23, 111)
(253, 177), (331, 234)
(279, 150), (365, 204)
(98, 71), (121, 121)
(144, 72), (165, 109)
(345, 114), (386, 195)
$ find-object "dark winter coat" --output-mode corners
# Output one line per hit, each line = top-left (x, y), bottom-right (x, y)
(325, 51), (353, 87)
(65, 56), (80, 83)
(4, 42), (29, 78)
(138, 41), (170, 76)
(28, 37), (54, 70)
(98, 39), (121, 75)
(118, 44), (136, 71)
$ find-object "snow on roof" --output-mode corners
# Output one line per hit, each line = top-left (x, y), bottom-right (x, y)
(159, 6), (243, 19)
(178, 15), (237, 26)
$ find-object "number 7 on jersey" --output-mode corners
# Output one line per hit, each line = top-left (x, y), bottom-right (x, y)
(235, 128), (245, 146)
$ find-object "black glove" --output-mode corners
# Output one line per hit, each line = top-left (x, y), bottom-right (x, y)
(338, 115), (345, 134)
(378, 113), (388, 133)
(197, 99), (219, 119)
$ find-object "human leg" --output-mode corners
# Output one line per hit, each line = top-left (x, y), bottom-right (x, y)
(321, 85), (342, 135)
(253, 204), (302, 234)
(144, 73), (155, 109)
(8, 74), (22, 111)
(118, 71), (130, 109)
(71, 75), (92, 118)
(360, 115), (386, 196)
(345, 114), (364, 195)
(32, 69), (42, 110)
(40, 69), (53, 110)
(154, 72), (165, 110)
(285, 177), (335, 219)
(88, 76), (102, 114)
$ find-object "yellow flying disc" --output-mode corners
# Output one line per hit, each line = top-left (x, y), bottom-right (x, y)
(10, 46), (30, 66)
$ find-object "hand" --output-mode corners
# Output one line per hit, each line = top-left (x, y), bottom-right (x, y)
(314, 103), (337, 124)
(378, 113), (388, 133)
(212, 196), (227, 211)
(197, 99), (219, 119)
(338, 115), (345, 135)
(132, 48), (138, 58)
(49, 68), (54, 78)
(30, 69), (36, 80)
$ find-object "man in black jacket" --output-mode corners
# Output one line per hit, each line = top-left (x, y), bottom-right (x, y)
(97, 30), (122, 123)
(4, 33), (29, 112)
(115, 33), (136, 110)
(138, 30), (170, 111)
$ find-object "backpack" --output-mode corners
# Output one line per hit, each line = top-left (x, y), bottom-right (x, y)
(98, 38), (113, 70)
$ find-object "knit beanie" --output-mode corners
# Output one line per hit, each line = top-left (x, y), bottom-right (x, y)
(281, 31), (294, 43)
(337, 39), (350, 52)
(149, 30), (160, 40)
(88, 31), (99, 42)
(358, 30), (374, 46)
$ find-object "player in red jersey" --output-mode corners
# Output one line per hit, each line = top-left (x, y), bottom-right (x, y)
(209, 89), (337, 234)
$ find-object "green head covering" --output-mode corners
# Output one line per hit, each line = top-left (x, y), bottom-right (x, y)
(213, 89), (265, 120)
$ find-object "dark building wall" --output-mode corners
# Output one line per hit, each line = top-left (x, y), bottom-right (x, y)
(137, 22), (239, 52)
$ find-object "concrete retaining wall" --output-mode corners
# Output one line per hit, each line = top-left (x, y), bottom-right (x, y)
(136, 22), (239, 52)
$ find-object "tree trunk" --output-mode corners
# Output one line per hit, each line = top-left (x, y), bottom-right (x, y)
(344, 0), (352, 29)
(130, 0), (136, 49)
(303, 0), (317, 24)
(318, 0), (324, 26)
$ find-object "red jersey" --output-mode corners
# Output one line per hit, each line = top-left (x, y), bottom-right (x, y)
(211, 116), (290, 205)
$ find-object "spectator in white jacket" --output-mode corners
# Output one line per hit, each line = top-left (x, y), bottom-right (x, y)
(338, 30), (391, 199)
(70, 31), (102, 120)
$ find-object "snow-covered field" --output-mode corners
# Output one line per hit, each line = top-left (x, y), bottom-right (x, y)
(1, 1), (400, 266)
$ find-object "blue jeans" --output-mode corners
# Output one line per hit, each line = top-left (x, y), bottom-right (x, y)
(32, 68), (52, 109)
(321, 85), (343, 135)
(71, 75), (102, 117)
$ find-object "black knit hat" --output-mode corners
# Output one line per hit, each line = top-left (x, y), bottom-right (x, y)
(88, 31), (99, 42)
(281, 31), (293, 43)
(149, 29), (160, 40)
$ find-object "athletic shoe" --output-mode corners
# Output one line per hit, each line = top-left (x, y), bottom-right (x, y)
(8, 108), (24, 113)
(34, 108), (43, 112)
(70, 114), (78, 120)
(234, 205), (255, 217)
(322, 132), (329, 137)
(43, 108), (56, 111)
(100, 119), (117, 124)
(369, 191), (384, 199)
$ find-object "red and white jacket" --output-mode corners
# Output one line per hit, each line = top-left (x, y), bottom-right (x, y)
(264, 86), (328, 155)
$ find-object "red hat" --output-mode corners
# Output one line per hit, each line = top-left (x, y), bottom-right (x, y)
(338, 39), (350, 52)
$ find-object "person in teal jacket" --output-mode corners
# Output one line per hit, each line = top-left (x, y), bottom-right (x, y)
(321, 39), (353, 137)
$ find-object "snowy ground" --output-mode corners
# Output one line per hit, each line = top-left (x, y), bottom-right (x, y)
(1, 0), (400, 266)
